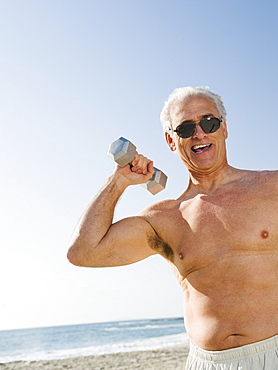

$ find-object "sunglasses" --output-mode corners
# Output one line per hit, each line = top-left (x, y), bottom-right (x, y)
(173, 117), (222, 138)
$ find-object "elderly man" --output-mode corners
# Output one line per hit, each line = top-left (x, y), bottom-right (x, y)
(67, 87), (278, 369)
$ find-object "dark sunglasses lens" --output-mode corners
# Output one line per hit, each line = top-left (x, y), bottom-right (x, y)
(200, 118), (220, 133)
(175, 122), (196, 138)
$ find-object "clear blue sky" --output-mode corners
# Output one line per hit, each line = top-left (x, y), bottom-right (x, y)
(1, 0), (277, 330)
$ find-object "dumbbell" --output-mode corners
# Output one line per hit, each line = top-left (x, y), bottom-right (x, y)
(107, 137), (167, 195)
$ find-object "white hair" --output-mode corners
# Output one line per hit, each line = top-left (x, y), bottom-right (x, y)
(160, 86), (227, 133)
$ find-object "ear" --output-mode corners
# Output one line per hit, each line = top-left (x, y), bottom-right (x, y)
(165, 131), (176, 151)
(222, 120), (228, 139)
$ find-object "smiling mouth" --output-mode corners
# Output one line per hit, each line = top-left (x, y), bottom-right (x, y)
(191, 144), (212, 153)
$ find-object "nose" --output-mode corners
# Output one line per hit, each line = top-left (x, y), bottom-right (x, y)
(192, 124), (206, 139)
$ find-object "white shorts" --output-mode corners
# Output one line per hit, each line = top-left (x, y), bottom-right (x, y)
(185, 334), (278, 369)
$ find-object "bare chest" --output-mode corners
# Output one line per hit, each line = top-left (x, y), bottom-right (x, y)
(153, 186), (278, 275)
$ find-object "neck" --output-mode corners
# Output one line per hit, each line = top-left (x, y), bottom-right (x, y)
(185, 161), (238, 195)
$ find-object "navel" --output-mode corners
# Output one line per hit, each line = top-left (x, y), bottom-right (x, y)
(261, 230), (269, 239)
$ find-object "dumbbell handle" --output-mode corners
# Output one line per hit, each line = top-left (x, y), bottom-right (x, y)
(107, 137), (167, 195)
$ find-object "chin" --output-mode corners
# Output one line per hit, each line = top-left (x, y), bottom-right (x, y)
(189, 162), (219, 174)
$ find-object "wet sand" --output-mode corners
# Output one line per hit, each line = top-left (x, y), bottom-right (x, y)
(0, 343), (189, 369)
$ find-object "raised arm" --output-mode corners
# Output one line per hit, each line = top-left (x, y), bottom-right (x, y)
(67, 153), (158, 267)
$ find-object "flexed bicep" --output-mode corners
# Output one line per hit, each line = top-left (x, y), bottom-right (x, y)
(69, 215), (157, 267)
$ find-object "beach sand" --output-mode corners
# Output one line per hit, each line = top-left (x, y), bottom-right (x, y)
(0, 343), (189, 370)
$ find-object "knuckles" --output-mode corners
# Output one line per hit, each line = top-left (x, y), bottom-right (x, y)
(131, 153), (152, 174)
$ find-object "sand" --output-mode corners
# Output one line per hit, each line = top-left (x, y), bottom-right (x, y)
(0, 344), (189, 370)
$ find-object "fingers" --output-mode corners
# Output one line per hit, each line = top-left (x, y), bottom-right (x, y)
(114, 152), (155, 188)
(131, 152), (154, 175)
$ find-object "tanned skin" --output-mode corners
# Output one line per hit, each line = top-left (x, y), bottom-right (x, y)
(68, 95), (278, 351)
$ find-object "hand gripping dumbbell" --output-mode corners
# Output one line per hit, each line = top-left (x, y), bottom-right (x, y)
(107, 137), (167, 195)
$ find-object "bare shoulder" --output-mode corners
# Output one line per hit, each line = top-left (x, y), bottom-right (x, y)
(259, 169), (278, 182)
(229, 168), (278, 186)
(139, 198), (181, 224)
(232, 170), (278, 206)
(245, 169), (278, 189)
(139, 199), (180, 261)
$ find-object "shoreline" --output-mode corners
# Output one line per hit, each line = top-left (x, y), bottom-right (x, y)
(0, 343), (189, 369)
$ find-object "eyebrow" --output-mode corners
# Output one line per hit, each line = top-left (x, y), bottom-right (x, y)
(202, 114), (214, 119)
(180, 113), (215, 124)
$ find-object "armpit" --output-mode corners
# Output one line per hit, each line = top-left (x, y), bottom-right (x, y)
(148, 233), (174, 261)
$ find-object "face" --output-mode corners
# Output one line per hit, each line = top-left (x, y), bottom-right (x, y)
(165, 95), (228, 175)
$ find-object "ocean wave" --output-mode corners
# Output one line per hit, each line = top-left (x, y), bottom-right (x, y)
(104, 323), (184, 331)
(0, 333), (189, 363)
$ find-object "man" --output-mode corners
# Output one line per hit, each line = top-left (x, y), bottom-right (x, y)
(67, 87), (278, 369)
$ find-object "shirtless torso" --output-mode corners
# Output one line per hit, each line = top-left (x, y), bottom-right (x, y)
(67, 91), (278, 352)
(144, 169), (278, 350)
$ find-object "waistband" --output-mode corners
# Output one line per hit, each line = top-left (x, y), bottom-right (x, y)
(189, 335), (278, 362)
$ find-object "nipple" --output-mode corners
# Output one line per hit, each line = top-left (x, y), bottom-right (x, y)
(261, 230), (269, 239)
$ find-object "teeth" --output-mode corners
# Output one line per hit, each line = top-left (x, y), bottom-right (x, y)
(192, 144), (210, 150)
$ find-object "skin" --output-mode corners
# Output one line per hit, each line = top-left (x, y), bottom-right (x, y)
(67, 95), (278, 351)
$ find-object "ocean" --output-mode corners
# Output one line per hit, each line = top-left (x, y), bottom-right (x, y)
(0, 317), (188, 364)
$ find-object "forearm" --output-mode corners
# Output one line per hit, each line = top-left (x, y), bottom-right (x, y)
(67, 172), (128, 265)
(68, 153), (155, 267)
